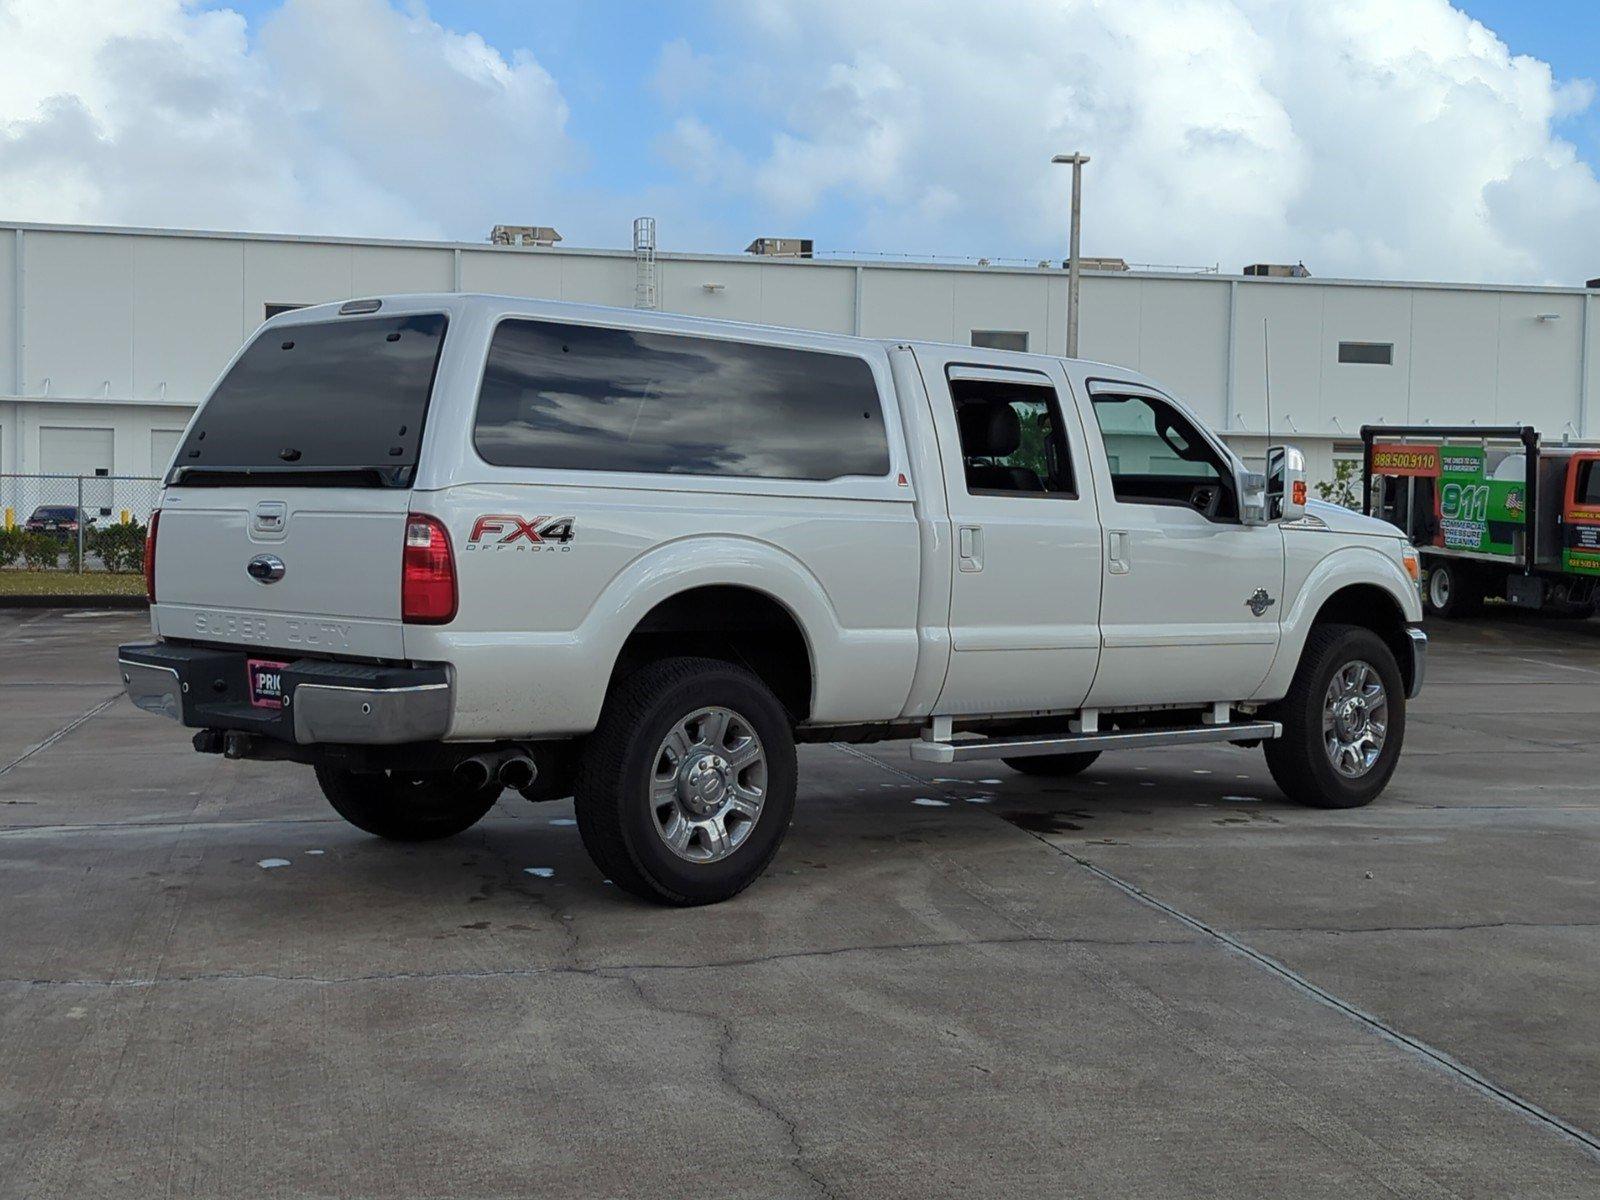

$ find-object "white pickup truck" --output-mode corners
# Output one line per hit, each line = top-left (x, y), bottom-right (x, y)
(120, 294), (1426, 904)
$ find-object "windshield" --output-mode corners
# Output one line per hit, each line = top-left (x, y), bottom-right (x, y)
(169, 312), (448, 486)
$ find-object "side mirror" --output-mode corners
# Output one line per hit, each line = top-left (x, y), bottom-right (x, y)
(1237, 466), (1268, 525)
(1266, 444), (1308, 522)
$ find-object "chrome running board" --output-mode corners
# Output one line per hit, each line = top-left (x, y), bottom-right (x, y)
(910, 720), (1281, 765)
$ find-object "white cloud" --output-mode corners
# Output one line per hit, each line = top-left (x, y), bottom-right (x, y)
(0, 0), (572, 239)
(2, 0), (1597, 283)
(672, 0), (1600, 283)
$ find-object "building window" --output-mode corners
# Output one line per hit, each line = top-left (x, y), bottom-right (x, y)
(971, 330), (1029, 352)
(265, 303), (306, 320)
(1338, 341), (1393, 365)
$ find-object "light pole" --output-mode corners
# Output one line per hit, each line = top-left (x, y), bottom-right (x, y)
(1052, 152), (1090, 358)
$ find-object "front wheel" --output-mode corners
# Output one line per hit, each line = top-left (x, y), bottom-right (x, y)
(1264, 624), (1406, 809)
(575, 657), (798, 906)
(315, 766), (503, 841)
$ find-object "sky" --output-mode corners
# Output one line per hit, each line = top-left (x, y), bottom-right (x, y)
(2, 0), (1600, 285)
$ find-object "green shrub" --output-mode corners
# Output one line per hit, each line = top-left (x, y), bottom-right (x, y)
(0, 527), (21, 569)
(20, 532), (60, 570)
(92, 520), (147, 574)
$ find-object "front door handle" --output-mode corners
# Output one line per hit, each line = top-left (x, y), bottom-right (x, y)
(1107, 529), (1130, 575)
(958, 525), (983, 573)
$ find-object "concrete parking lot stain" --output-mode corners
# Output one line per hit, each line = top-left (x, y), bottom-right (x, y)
(999, 809), (1094, 834)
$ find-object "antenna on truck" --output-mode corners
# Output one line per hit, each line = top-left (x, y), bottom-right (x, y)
(1262, 318), (1274, 446)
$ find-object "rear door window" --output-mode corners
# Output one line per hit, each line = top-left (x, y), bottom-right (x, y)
(472, 319), (891, 481)
(171, 313), (448, 486)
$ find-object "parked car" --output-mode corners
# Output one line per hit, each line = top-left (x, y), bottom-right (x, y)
(119, 295), (1426, 905)
(24, 506), (96, 541)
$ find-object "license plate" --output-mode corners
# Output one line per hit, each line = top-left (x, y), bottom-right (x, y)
(247, 659), (291, 709)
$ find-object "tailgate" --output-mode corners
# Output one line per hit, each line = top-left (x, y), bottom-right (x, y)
(153, 488), (411, 659)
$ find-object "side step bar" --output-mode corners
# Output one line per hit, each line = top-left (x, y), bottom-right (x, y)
(910, 720), (1281, 765)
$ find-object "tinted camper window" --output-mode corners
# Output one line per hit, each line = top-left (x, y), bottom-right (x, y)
(473, 320), (891, 481)
(171, 313), (448, 485)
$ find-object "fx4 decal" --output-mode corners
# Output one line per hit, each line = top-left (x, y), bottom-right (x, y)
(466, 514), (576, 552)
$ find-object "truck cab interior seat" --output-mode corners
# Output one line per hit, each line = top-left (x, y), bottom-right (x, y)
(957, 402), (1045, 493)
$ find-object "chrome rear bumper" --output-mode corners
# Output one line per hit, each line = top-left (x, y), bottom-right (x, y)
(118, 642), (451, 745)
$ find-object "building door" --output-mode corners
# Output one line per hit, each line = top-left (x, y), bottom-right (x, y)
(913, 347), (1103, 716)
(150, 429), (184, 476)
(1082, 382), (1284, 707)
(39, 426), (115, 518)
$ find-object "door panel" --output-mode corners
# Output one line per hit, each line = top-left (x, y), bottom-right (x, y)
(1082, 382), (1283, 707)
(914, 348), (1102, 716)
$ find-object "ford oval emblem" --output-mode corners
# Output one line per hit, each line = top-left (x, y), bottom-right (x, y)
(246, 554), (286, 584)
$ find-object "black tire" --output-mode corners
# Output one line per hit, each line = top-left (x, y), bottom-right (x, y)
(575, 656), (797, 906)
(1264, 624), (1405, 809)
(1423, 559), (1481, 618)
(315, 766), (503, 841)
(1002, 751), (1101, 778)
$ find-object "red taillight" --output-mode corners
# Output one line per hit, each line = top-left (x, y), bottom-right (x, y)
(144, 510), (160, 604)
(402, 513), (456, 624)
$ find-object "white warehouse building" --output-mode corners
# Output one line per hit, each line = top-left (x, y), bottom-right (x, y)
(2, 219), (1599, 510)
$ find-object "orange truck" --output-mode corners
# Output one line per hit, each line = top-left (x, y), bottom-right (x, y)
(1362, 424), (1600, 618)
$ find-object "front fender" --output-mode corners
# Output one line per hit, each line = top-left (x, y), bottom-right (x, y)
(1254, 542), (1421, 702)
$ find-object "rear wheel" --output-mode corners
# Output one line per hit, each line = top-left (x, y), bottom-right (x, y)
(1003, 751), (1101, 778)
(1264, 624), (1405, 809)
(315, 766), (503, 841)
(1424, 559), (1481, 618)
(575, 657), (797, 906)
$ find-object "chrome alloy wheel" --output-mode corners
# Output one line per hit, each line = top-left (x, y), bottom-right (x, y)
(1322, 660), (1389, 779)
(650, 706), (768, 863)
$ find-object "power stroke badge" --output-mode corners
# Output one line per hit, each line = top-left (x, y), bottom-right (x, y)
(466, 514), (577, 552)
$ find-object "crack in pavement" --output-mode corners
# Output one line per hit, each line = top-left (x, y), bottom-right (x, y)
(616, 971), (837, 1200)
(1240, 919), (1600, 937)
(4, 932), (1198, 991)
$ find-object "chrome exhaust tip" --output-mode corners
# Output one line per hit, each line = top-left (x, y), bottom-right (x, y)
(497, 755), (537, 790)
(454, 755), (493, 789)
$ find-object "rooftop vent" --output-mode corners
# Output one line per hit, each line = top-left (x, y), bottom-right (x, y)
(1244, 261), (1311, 278)
(1073, 256), (1130, 272)
(490, 225), (562, 247)
(745, 237), (814, 258)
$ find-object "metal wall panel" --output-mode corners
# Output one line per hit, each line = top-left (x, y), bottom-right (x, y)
(23, 233), (136, 400)
(857, 268), (956, 341)
(1231, 284), (1325, 438)
(132, 235), (246, 405)
(352, 246), (454, 297)
(241, 240), (354, 338)
(456, 247), (564, 298)
(1317, 286), (1412, 430)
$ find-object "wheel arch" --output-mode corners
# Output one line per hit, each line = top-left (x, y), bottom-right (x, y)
(1257, 546), (1422, 701)
(608, 583), (816, 721)
(1307, 583), (1416, 696)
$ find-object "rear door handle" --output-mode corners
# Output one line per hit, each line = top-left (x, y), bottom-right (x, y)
(958, 525), (983, 573)
(1107, 530), (1130, 575)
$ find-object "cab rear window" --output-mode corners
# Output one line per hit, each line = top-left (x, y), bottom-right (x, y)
(169, 313), (448, 487)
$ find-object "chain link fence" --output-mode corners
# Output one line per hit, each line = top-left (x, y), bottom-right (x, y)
(0, 474), (161, 574)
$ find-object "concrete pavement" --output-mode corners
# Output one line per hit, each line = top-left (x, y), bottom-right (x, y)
(2, 609), (1599, 1197)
